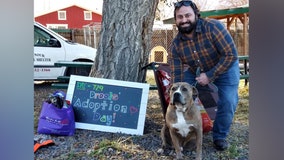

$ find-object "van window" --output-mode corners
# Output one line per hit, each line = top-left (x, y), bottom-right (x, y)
(34, 26), (60, 47)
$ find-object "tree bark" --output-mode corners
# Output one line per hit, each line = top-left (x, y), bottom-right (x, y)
(89, 0), (159, 83)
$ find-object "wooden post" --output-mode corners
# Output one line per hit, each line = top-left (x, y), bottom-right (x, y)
(243, 13), (248, 55)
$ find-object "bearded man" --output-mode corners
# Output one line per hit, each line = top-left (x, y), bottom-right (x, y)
(168, 0), (240, 151)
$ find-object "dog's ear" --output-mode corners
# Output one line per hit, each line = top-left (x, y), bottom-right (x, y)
(192, 86), (199, 99)
(167, 84), (173, 94)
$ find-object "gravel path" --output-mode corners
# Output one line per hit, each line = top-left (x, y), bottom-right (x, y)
(34, 82), (249, 160)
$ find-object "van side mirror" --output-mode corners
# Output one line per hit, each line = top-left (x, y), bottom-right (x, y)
(49, 38), (61, 47)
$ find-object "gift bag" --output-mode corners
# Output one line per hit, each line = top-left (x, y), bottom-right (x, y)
(195, 67), (219, 120)
(194, 97), (213, 133)
(195, 83), (219, 120)
(37, 91), (75, 136)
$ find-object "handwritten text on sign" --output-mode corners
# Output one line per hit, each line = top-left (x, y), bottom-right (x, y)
(72, 81), (142, 129)
(66, 75), (149, 135)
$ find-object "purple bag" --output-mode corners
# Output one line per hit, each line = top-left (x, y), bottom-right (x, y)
(37, 101), (75, 136)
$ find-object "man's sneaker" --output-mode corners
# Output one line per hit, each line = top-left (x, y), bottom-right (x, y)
(213, 139), (229, 151)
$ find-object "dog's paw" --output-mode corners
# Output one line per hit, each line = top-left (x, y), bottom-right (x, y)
(157, 148), (164, 154)
(175, 152), (184, 160)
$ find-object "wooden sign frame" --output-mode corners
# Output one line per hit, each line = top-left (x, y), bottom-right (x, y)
(66, 75), (150, 135)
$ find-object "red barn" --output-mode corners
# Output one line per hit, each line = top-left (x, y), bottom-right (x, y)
(35, 5), (102, 29)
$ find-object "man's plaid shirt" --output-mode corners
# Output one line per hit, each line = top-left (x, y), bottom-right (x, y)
(168, 18), (238, 83)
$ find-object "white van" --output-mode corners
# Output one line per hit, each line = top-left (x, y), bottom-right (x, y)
(34, 21), (97, 80)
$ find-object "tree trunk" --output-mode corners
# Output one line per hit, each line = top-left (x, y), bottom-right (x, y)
(89, 0), (158, 83)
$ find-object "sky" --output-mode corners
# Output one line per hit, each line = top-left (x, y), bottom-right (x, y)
(34, 0), (103, 17)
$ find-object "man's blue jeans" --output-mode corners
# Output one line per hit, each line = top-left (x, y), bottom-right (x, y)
(183, 61), (240, 140)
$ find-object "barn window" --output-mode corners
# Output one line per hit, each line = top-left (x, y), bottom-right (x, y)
(58, 11), (66, 20)
(84, 11), (92, 20)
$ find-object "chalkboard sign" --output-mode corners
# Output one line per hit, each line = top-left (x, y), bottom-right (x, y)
(66, 75), (150, 135)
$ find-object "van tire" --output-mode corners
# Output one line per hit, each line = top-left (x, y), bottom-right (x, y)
(66, 67), (91, 77)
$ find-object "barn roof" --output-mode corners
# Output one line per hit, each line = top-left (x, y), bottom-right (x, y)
(35, 4), (102, 17)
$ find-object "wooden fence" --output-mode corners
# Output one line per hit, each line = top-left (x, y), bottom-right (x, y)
(52, 26), (248, 61)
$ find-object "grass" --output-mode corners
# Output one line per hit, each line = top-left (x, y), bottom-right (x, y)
(146, 73), (249, 159)
(88, 137), (149, 159)
(235, 80), (249, 125)
(85, 79), (249, 159)
(34, 73), (249, 159)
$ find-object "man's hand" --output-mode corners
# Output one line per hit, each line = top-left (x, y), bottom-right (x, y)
(195, 73), (210, 86)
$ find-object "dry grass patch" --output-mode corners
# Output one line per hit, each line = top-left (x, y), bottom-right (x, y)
(34, 74), (249, 159)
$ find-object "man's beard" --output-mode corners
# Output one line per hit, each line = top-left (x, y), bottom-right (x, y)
(177, 20), (197, 34)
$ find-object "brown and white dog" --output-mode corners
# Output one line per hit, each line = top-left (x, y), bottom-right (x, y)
(160, 82), (202, 160)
